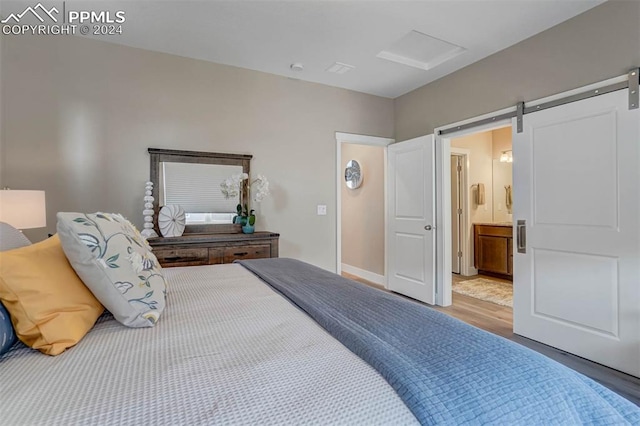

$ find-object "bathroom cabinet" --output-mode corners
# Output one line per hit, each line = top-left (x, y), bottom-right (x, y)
(473, 223), (513, 280)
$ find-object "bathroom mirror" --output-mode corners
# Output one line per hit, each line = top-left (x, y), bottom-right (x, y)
(492, 159), (513, 223)
(149, 148), (252, 235)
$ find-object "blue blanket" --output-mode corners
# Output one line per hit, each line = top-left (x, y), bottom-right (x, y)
(238, 258), (640, 425)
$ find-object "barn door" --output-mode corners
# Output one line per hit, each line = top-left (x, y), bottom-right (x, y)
(512, 89), (639, 377)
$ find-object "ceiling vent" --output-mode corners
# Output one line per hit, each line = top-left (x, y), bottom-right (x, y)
(377, 30), (465, 71)
(326, 62), (355, 75)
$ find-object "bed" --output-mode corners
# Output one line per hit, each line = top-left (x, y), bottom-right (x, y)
(1, 263), (417, 425)
(1, 222), (639, 425)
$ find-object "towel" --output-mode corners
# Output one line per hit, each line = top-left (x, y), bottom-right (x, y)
(476, 183), (485, 205)
(505, 185), (513, 213)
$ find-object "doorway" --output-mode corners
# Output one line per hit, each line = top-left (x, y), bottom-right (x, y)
(447, 127), (514, 310)
(436, 120), (511, 306)
(335, 132), (393, 285)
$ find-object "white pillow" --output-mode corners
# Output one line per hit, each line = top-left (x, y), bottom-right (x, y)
(57, 212), (166, 327)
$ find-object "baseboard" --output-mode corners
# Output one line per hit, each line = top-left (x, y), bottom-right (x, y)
(341, 263), (385, 286)
(461, 266), (478, 277)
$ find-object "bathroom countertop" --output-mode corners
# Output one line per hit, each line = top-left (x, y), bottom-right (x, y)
(473, 222), (513, 227)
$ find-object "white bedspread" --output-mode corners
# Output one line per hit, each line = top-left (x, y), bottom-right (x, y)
(1, 264), (418, 425)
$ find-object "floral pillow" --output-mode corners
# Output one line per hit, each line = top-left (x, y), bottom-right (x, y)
(57, 212), (166, 328)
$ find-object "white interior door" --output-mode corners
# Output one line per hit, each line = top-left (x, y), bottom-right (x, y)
(513, 89), (640, 377)
(387, 135), (436, 304)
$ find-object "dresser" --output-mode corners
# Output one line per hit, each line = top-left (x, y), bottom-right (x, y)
(473, 223), (513, 280)
(148, 232), (279, 268)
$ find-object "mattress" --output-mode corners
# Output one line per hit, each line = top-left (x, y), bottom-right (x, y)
(0, 264), (418, 425)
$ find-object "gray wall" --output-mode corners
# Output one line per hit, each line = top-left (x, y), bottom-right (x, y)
(2, 0), (638, 271)
(395, 0), (640, 141)
(0, 35), (394, 271)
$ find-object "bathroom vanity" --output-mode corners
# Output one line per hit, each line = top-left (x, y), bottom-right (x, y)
(473, 223), (513, 280)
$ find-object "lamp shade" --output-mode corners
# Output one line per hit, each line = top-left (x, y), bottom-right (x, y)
(0, 190), (46, 229)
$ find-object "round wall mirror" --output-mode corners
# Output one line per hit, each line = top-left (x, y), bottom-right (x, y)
(345, 159), (363, 189)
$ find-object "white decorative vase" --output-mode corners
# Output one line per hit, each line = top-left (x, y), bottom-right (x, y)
(141, 181), (158, 239)
(158, 205), (186, 238)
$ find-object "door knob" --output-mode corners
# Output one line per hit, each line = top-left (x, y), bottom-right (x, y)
(424, 225), (433, 231)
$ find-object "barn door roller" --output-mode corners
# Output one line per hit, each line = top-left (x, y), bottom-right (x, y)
(629, 68), (638, 110)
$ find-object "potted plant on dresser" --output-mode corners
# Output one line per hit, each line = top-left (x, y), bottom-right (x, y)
(221, 173), (270, 234)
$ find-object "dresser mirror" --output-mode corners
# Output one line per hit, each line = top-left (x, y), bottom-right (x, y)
(149, 148), (252, 234)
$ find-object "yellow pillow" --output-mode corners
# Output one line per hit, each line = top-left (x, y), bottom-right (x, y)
(0, 235), (104, 355)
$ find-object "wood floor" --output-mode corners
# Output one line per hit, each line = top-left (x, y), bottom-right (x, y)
(445, 274), (513, 337)
(342, 271), (640, 406)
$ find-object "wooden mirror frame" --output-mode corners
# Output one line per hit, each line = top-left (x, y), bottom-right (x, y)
(148, 148), (252, 235)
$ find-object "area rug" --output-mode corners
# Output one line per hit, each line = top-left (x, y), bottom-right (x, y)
(452, 278), (513, 307)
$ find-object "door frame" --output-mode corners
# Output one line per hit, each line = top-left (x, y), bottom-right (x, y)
(433, 73), (629, 307)
(335, 132), (394, 283)
(450, 147), (475, 276)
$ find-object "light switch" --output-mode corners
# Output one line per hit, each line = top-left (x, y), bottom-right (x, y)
(317, 204), (327, 215)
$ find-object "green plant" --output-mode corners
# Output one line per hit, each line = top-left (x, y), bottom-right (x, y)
(223, 173), (270, 229)
(236, 204), (256, 226)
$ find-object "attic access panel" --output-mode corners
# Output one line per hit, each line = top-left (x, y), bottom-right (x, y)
(377, 30), (466, 71)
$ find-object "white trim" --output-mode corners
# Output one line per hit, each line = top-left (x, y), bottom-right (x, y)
(450, 147), (476, 277)
(341, 263), (385, 287)
(383, 147), (388, 289)
(335, 132), (394, 281)
(434, 134), (450, 306)
(432, 72), (631, 307)
(335, 132), (394, 146)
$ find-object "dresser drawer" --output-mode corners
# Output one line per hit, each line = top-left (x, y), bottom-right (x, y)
(154, 248), (209, 267)
(208, 248), (224, 265)
(223, 245), (270, 263)
(148, 232), (279, 267)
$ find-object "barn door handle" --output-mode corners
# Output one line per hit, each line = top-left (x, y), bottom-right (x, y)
(516, 220), (526, 254)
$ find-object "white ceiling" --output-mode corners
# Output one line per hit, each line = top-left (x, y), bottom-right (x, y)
(3, 0), (605, 98)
